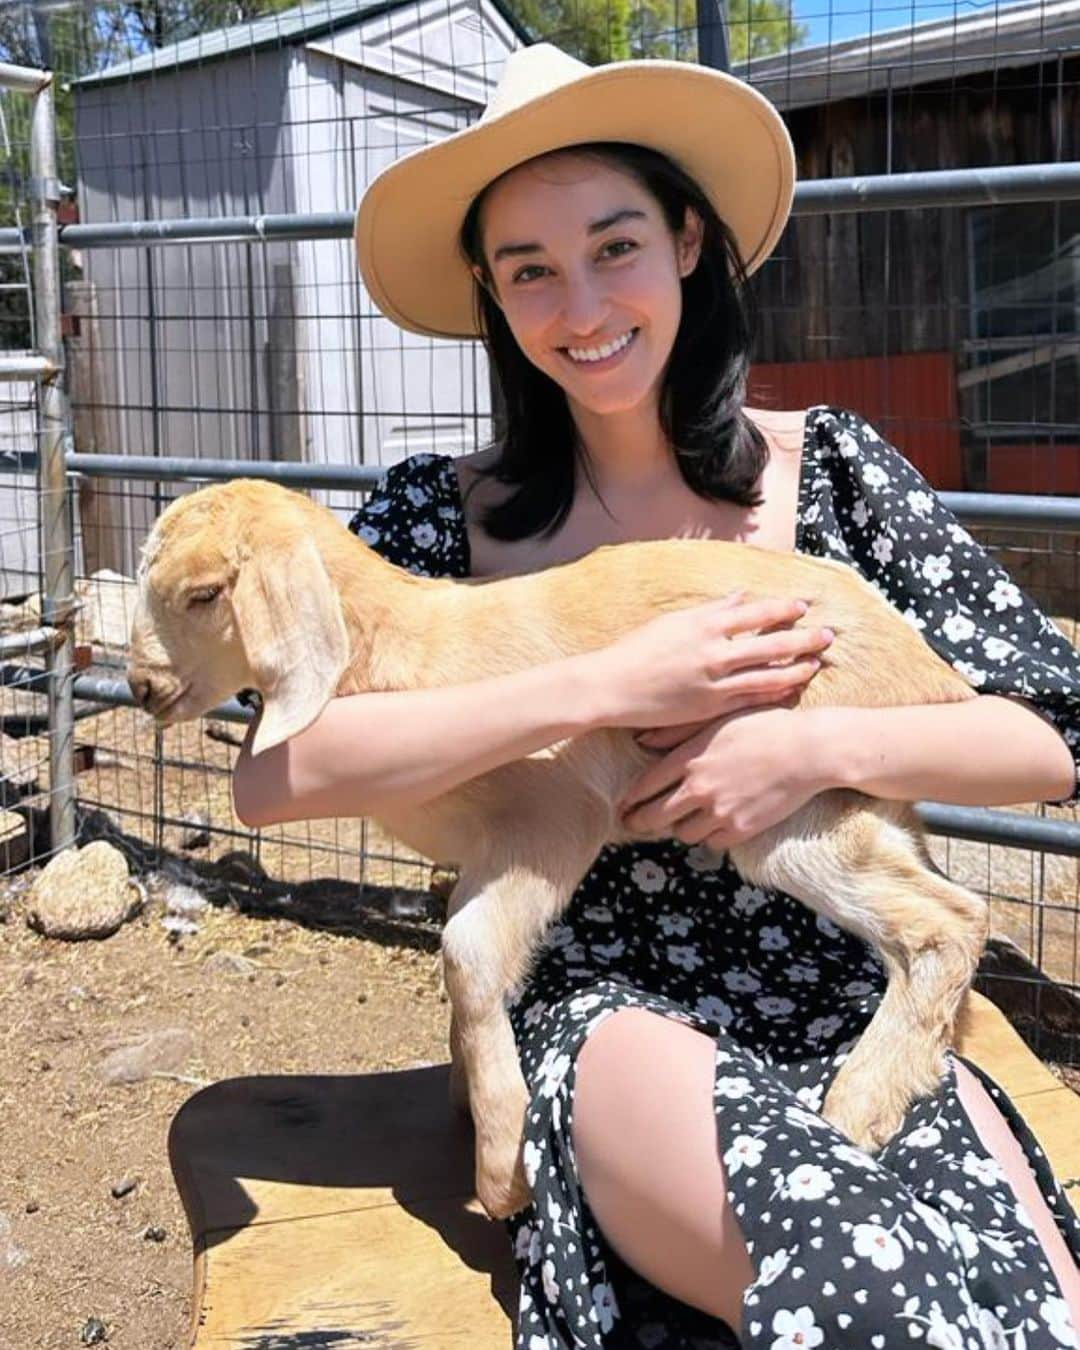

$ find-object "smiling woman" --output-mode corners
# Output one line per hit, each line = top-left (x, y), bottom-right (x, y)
(240, 40), (1080, 1350)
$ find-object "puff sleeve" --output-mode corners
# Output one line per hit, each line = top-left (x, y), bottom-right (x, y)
(799, 407), (1080, 806)
(347, 453), (469, 580)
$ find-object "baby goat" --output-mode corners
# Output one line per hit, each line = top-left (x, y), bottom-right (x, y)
(127, 478), (987, 1219)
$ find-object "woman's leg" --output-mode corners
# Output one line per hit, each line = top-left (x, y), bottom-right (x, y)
(571, 1008), (755, 1333)
(953, 1059), (1080, 1329)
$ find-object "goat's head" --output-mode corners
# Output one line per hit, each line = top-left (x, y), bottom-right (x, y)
(128, 479), (350, 755)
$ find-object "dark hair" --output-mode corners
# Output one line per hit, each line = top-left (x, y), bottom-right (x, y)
(458, 141), (769, 542)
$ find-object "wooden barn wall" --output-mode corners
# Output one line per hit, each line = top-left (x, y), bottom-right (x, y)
(752, 55), (1079, 366)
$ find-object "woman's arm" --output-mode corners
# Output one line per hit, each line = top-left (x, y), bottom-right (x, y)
(233, 655), (601, 827)
(806, 694), (1077, 807)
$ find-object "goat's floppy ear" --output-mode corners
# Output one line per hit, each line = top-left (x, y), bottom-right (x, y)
(231, 535), (349, 755)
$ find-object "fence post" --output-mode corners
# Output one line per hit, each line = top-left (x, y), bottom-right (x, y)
(30, 73), (76, 854)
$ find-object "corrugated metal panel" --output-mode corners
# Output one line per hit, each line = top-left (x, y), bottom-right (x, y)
(744, 0), (1080, 110)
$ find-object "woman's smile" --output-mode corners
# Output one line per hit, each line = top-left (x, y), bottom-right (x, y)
(561, 327), (640, 370)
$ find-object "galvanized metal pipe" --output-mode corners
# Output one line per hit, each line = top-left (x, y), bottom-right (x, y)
(0, 61), (51, 95)
(917, 803), (1080, 858)
(30, 77), (76, 853)
(0, 625), (57, 657)
(0, 355), (59, 381)
(65, 451), (385, 491)
(61, 452), (1080, 532)
(2, 163), (1079, 256)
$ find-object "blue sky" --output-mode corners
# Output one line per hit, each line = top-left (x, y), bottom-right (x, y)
(792, 0), (1005, 48)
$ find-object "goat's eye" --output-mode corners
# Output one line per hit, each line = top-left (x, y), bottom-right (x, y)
(186, 584), (222, 608)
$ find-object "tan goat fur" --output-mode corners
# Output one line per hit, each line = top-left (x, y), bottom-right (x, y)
(128, 478), (988, 1219)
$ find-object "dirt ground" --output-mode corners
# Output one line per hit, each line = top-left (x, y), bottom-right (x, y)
(0, 688), (1078, 1349)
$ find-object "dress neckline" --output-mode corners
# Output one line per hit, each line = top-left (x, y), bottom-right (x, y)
(441, 406), (826, 576)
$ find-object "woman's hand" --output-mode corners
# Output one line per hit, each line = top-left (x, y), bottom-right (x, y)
(589, 594), (834, 730)
(617, 706), (834, 850)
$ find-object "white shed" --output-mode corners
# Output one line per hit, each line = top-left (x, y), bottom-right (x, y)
(70, 0), (522, 563)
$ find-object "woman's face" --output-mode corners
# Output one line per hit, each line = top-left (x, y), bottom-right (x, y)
(477, 152), (703, 421)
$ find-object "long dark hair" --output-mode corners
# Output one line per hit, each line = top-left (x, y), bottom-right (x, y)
(458, 141), (769, 541)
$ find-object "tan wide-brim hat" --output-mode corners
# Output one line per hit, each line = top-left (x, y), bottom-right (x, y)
(355, 43), (795, 340)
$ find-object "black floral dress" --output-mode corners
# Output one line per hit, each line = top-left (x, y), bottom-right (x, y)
(349, 407), (1080, 1350)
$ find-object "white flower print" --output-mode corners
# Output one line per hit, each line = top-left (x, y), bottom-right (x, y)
(942, 612), (976, 643)
(983, 636), (1014, 662)
(528, 1335), (551, 1350)
(980, 1231), (1018, 1259)
(630, 859), (667, 893)
(806, 1014), (844, 1042)
(903, 1124), (942, 1149)
(795, 1083), (825, 1111)
(863, 462), (890, 488)
(567, 992), (604, 1017)
(1039, 1295), (1079, 1346)
(910, 1199), (954, 1247)
(843, 979), (875, 997)
(724, 1133), (766, 1174)
(667, 944), (703, 972)
(784, 1104), (825, 1131)
(955, 659), (988, 687)
(770, 1305), (825, 1348)
(355, 524), (381, 546)
(757, 995), (796, 1018)
(756, 1247), (791, 1286)
(582, 905), (613, 923)
(536, 1049), (571, 1099)
(592, 939), (626, 962)
(976, 1308), (1009, 1350)
(852, 1221), (905, 1270)
(922, 553), (954, 588)
(592, 1283), (618, 1334)
(715, 1075), (754, 1100)
(410, 522), (437, 549)
(514, 1222), (535, 1261)
(759, 925), (790, 951)
(835, 430), (860, 459)
(522, 1139), (543, 1187)
(851, 496), (870, 528)
(695, 994), (734, 1026)
(723, 969), (762, 994)
(936, 1189), (965, 1212)
(657, 912), (693, 937)
(545, 924), (574, 950)
(988, 578), (1022, 611)
(962, 1151), (1006, 1187)
(541, 1258), (559, 1303)
(733, 883), (769, 916)
(908, 489), (935, 517)
(404, 484), (431, 507)
(952, 1222), (980, 1260)
(815, 913), (842, 938)
(871, 532), (894, 565)
(787, 963), (820, 984)
(926, 1308), (966, 1350)
(364, 493), (391, 514)
(784, 1162), (834, 1200)
(903, 605), (928, 631)
(522, 999), (547, 1029)
(830, 1142), (879, 1171)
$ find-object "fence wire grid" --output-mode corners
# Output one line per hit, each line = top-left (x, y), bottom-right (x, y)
(0, 0), (1075, 1065)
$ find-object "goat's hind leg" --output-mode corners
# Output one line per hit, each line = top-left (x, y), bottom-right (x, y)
(732, 796), (988, 1153)
(444, 811), (605, 1219)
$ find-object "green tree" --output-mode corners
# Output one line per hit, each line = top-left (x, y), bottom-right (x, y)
(511, 0), (807, 65)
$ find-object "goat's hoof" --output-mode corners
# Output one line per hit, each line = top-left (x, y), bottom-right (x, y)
(477, 1155), (531, 1221)
(822, 1083), (911, 1155)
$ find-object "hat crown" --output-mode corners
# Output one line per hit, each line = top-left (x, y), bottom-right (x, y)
(484, 43), (591, 121)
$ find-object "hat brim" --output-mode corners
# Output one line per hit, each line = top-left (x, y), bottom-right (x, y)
(355, 59), (795, 339)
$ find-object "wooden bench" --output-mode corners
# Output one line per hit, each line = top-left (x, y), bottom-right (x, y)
(168, 991), (1079, 1348)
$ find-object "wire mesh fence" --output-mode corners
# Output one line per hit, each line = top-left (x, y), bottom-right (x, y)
(0, 0), (1076, 1071)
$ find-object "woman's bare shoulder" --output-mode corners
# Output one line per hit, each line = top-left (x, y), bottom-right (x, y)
(744, 406), (809, 453)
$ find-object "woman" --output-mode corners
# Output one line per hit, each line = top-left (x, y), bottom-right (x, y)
(235, 44), (1080, 1349)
